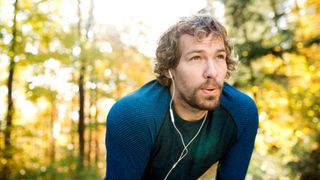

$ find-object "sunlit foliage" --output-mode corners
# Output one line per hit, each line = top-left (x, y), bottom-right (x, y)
(0, 0), (319, 179)
(0, 0), (152, 179)
(220, 0), (320, 178)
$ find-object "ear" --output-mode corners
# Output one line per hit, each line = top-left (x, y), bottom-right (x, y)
(164, 69), (172, 79)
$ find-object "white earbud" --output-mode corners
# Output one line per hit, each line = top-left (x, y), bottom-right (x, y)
(168, 70), (173, 79)
(168, 70), (175, 123)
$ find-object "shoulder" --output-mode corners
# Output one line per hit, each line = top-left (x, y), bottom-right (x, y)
(221, 83), (258, 114)
(108, 80), (170, 120)
(221, 83), (259, 138)
(106, 81), (171, 178)
(107, 80), (171, 139)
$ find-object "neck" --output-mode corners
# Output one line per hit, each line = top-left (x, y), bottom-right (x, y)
(173, 100), (207, 121)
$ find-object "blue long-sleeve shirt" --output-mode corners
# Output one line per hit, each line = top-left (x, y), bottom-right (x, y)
(106, 80), (258, 179)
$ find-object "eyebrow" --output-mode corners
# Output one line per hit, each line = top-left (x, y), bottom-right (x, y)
(216, 49), (226, 53)
(184, 48), (226, 56)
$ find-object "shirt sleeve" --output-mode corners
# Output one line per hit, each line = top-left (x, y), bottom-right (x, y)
(105, 98), (155, 180)
(216, 86), (259, 179)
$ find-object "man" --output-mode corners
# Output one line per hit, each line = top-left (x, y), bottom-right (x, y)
(106, 14), (258, 179)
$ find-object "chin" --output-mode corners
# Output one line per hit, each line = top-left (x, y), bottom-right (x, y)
(199, 96), (221, 110)
(195, 98), (220, 110)
(202, 102), (220, 110)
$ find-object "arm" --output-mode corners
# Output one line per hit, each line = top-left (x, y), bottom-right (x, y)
(105, 81), (171, 179)
(217, 84), (259, 179)
(105, 99), (154, 180)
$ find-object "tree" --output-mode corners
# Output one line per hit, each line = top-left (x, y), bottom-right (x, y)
(76, 0), (95, 170)
(221, 0), (320, 178)
(2, 0), (19, 179)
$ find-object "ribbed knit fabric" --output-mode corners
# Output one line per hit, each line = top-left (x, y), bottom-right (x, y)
(106, 80), (258, 180)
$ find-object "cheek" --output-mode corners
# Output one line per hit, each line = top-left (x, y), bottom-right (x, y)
(175, 70), (201, 89)
(177, 72), (196, 85)
(176, 64), (200, 79)
(218, 63), (228, 78)
(221, 66), (227, 75)
(186, 69), (204, 83)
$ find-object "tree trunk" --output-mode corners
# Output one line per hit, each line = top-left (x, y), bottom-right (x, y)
(5, 0), (18, 152)
(77, 0), (85, 170)
(78, 66), (85, 170)
(77, 0), (95, 170)
(2, 0), (19, 179)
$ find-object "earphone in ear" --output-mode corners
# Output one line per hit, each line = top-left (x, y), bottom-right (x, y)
(168, 70), (173, 79)
(169, 69), (175, 123)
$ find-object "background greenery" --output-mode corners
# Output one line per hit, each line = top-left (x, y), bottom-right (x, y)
(0, 0), (319, 179)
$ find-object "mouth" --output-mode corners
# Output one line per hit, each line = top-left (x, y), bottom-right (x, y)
(198, 80), (222, 96)
(200, 86), (219, 94)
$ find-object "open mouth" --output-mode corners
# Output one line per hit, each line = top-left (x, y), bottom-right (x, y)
(201, 87), (218, 94)
(199, 80), (221, 95)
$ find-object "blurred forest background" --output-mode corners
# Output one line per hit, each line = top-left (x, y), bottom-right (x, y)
(0, 0), (319, 179)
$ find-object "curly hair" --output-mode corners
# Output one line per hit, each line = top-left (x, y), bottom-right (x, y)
(154, 14), (238, 87)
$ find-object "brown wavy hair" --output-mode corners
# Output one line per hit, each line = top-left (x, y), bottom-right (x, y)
(154, 14), (238, 87)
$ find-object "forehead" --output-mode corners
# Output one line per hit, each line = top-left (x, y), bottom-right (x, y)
(178, 33), (225, 53)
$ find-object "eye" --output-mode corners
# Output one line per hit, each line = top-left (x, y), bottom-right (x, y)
(217, 54), (226, 60)
(190, 56), (201, 61)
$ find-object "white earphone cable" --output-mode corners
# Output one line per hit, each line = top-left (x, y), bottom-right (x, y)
(164, 71), (208, 180)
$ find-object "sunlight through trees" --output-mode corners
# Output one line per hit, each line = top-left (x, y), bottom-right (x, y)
(0, 0), (319, 179)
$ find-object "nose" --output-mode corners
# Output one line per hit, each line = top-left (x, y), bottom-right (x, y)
(204, 60), (218, 79)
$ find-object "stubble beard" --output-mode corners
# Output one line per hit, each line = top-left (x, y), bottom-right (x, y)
(179, 79), (223, 111)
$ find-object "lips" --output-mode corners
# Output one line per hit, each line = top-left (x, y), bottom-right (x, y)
(200, 86), (219, 94)
(198, 80), (222, 95)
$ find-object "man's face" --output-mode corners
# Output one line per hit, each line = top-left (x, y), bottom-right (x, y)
(171, 33), (227, 111)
